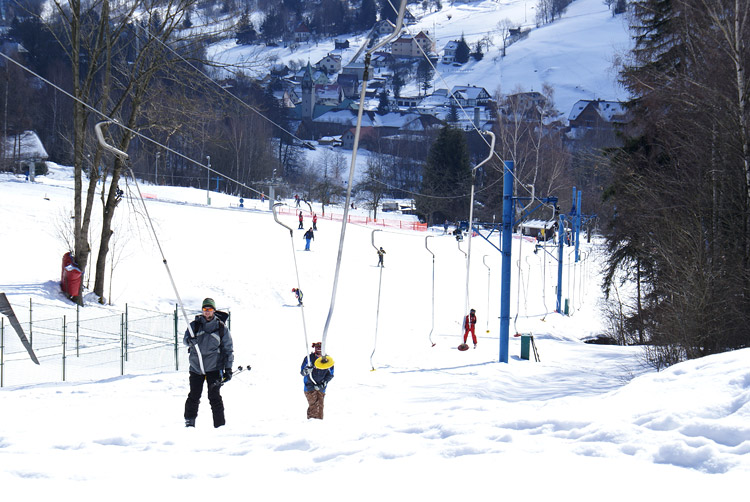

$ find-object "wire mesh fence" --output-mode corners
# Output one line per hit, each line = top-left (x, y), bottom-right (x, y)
(0, 302), (207, 387)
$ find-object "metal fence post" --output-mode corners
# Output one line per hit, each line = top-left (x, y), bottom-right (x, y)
(125, 304), (129, 362)
(120, 313), (125, 376)
(29, 298), (33, 348)
(62, 315), (67, 382)
(76, 303), (80, 357)
(1, 318), (4, 388)
(174, 304), (179, 371)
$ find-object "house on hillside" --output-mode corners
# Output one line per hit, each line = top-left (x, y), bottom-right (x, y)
(450, 86), (492, 107)
(391, 31), (435, 58)
(441, 41), (459, 64)
(341, 126), (377, 149)
(334, 39), (349, 50)
(374, 20), (396, 36)
(567, 99), (630, 144)
(336, 73), (359, 99)
(341, 62), (366, 80)
(3, 130), (48, 176)
(316, 53), (342, 74)
(314, 84), (344, 106)
(294, 23), (311, 43)
(500, 91), (549, 120)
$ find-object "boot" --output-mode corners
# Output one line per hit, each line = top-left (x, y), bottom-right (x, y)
(185, 417), (196, 427)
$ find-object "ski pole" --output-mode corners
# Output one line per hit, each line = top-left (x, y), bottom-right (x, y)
(219, 365), (252, 385)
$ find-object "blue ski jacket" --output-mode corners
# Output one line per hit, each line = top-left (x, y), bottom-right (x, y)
(300, 353), (334, 393)
(184, 314), (234, 374)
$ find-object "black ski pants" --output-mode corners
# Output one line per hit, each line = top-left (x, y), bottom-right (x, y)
(184, 370), (225, 427)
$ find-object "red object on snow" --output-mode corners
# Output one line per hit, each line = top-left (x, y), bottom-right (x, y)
(61, 252), (82, 298)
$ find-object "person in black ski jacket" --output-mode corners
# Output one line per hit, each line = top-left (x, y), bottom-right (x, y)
(304, 227), (314, 251)
(300, 342), (334, 419)
(183, 297), (234, 428)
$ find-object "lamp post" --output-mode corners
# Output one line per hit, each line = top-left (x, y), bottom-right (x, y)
(206, 155), (211, 206)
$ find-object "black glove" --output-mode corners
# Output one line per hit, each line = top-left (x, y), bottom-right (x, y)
(223, 367), (233, 382)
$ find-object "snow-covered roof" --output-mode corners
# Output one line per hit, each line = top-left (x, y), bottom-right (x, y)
(3, 131), (48, 160)
(568, 100), (627, 122)
(450, 86), (489, 101)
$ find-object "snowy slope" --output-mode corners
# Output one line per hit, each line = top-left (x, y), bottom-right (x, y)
(1, 165), (749, 499)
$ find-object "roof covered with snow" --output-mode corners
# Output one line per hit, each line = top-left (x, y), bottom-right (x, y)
(3, 131), (48, 160)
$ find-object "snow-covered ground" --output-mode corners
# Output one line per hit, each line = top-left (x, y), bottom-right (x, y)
(1, 166), (748, 498)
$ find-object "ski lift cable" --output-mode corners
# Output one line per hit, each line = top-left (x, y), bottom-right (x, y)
(0, 52), (266, 200)
(513, 226), (525, 335)
(425, 235), (436, 346)
(316, 0), (408, 369)
(482, 255), (491, 333)
(94, 121), (206, 374)
(272, 203), (314, 368)
(369, 230), (384, 370)
(139, 25), (315, 151)
(463, 132), (495, 332)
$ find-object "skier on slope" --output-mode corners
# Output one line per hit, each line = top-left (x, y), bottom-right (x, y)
(463, 308), (477, 349)
(292, 287), (303, 306)
(298, 211), (304, 229)
(303, 227), (314, 250)
(184, 298), (234, 428)
(376, 246), (386, 267)
(300, 342), (334, 419)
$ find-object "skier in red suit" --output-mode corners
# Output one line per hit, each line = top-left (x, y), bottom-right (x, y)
(463, 309), (477, 348)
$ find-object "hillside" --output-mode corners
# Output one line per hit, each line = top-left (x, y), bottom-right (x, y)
(208, 0), (632, 118)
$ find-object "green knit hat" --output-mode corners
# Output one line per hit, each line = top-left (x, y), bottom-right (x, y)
(202, 297), (216, 310)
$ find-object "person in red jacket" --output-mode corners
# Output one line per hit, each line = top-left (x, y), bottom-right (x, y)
(312, 212), (318, 230)
(463, 308), (477, 348)
(298, 211), (304, 229)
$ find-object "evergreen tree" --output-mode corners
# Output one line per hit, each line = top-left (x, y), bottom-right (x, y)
(358, 0), (378, 30)
(377, 89), (390, 114)
(235, 13), (257, 45)
(472, 40), (484, 61)
(417, 58), (434, 96)
(605, 0), (750, 365)
(379, 0), (399, 24)
(417, 126), (471, 224)
(455, 34), (470, 64)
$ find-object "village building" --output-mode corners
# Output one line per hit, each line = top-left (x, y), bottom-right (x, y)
(316, 53), (342, 74)
(441, 41), (459, 64)
(294, 23), (311, 43)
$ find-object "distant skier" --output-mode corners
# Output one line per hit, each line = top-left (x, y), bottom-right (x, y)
(298, 211), (304, 229)
(312, 212), (318, 231)
(184, 297), (234, 428)
(463, 308), (477, 348)
(300, 342), (334, 419)
(295, 194), (300, 207)
(443, 219), (449, 234)
(304, 227), (314, 250)
(376, 246), (386, 267)
(292, 287), (303, 306)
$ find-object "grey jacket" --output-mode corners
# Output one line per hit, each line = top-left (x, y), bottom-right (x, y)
(184, 315), (234, 374)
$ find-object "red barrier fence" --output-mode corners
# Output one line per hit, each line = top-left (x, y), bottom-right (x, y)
(277, 206), (427, 232)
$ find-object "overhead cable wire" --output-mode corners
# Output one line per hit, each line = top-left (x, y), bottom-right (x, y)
(0, 51), (265, 198)
(138, 24), (314, 150)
